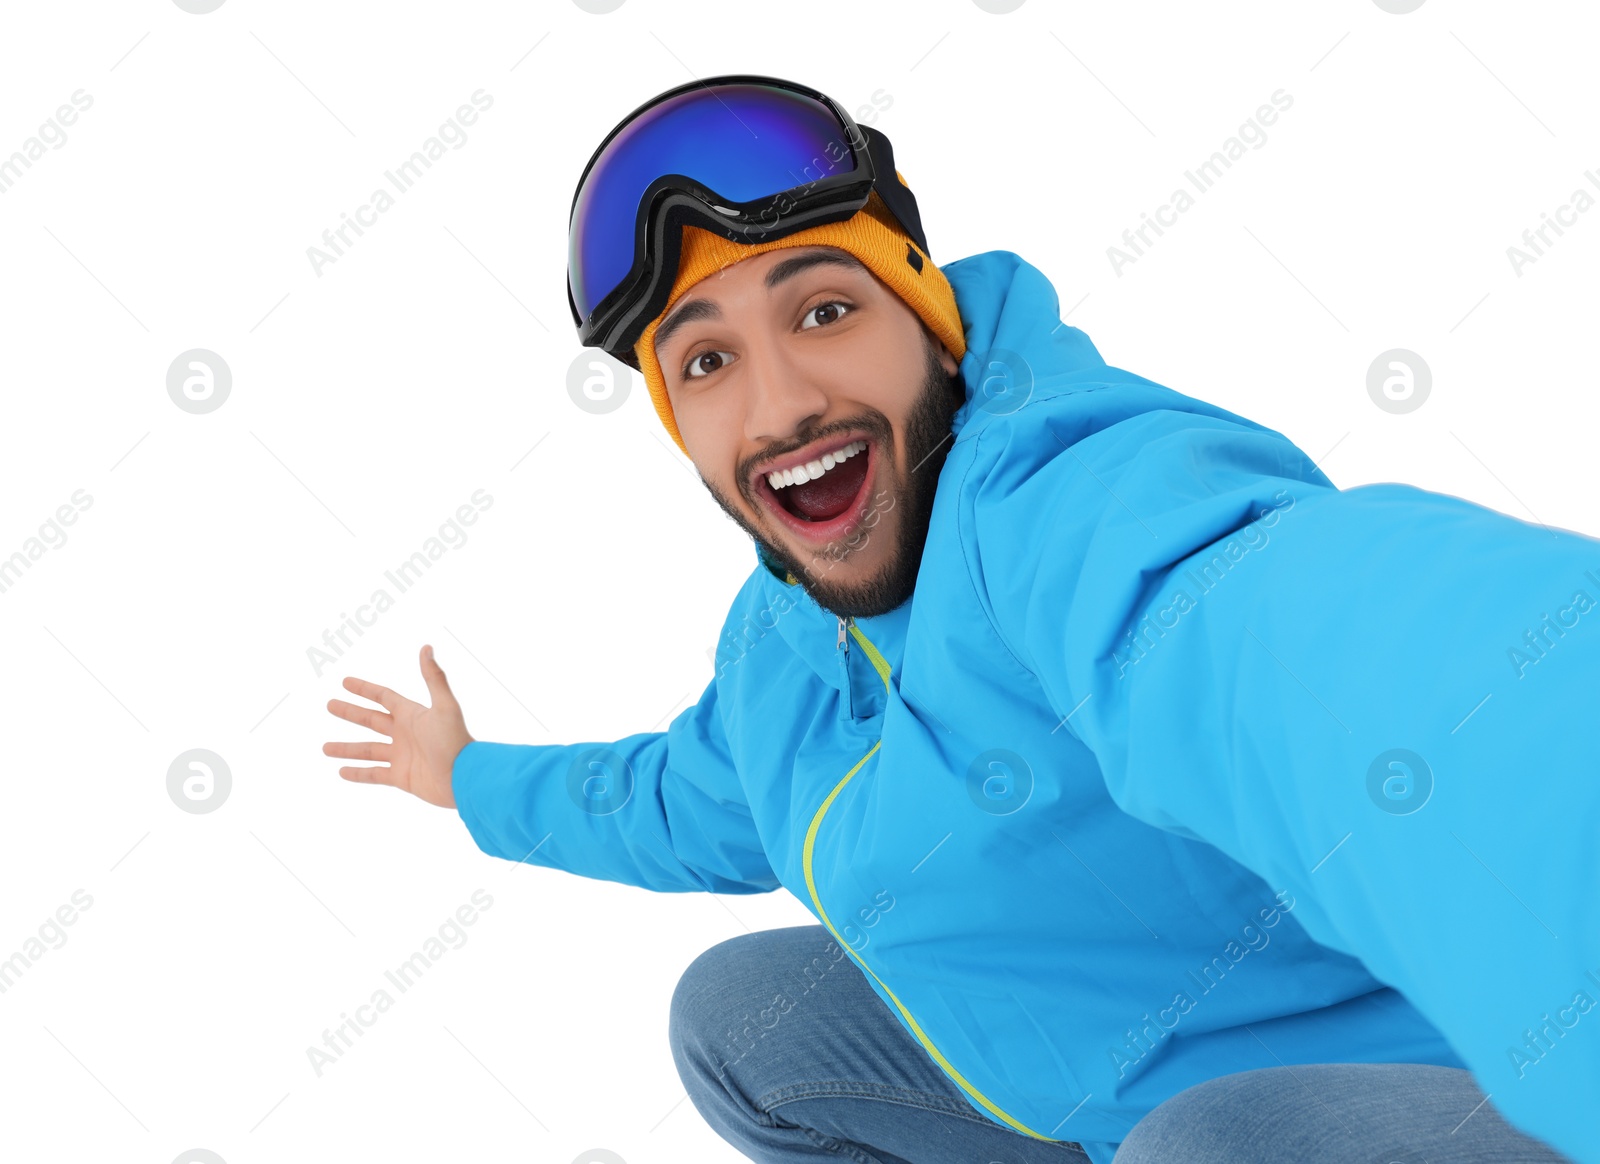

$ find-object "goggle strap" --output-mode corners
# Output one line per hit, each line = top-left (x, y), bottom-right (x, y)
(860, 125), (931, 259)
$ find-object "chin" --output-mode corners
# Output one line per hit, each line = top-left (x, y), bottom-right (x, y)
(797, 541), (918, 621)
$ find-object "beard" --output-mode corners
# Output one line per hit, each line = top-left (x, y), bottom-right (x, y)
(699, 333), (966, 620)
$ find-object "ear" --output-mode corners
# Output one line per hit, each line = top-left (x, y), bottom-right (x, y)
(921, 321), (960, 379)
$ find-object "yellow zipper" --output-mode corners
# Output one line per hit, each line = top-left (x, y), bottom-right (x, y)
(800, 621), (1058, 1142)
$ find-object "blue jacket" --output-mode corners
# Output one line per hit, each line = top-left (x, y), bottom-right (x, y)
(454, 250), (1600, 1164)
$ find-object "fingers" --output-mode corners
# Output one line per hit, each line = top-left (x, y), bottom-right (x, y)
(341, 674), (401, 713)
(326, 698), (395, 736)
(323, 740), (392, 763)
(337, 765), (394, 786)
(419, 643), (456, 708)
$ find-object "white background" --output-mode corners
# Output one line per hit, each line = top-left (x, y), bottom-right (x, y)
(1, 1), (1597, 1161)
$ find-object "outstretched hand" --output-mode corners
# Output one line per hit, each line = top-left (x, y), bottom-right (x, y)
(324, 644), (474, 809)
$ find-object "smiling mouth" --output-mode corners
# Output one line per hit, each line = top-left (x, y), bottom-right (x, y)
(768, 440), (869, 522)
(753, 438), (879, 544)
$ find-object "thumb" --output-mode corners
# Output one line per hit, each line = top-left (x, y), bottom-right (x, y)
(420, 644), (456, 707)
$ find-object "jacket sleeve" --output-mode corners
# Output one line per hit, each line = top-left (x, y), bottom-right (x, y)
(966, 402), (1600, 1164)
(450, 673), (780, 895)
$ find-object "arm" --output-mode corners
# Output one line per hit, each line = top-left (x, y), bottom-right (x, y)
(965, 400), (1600, 1163)
(452, 673), (779, 895)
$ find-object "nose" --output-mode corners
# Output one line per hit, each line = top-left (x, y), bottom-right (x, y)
(741, 332), (831, 448)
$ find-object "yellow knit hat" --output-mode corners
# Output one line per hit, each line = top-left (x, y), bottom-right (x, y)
(634, 176), (966, 457)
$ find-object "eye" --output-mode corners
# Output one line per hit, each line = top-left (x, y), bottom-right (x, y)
(684, 349), (734, 380)
(801, 300), (852, 330)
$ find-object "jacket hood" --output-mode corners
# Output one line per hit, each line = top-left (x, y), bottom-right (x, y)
(946, 248), (1109, 440)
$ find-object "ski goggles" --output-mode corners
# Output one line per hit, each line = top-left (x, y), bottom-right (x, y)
(567, 74), (930, 363)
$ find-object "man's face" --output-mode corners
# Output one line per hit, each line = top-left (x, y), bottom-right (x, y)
(654, 244), (966, 620)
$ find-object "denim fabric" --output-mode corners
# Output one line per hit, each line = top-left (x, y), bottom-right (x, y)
(1112, 1061), (1575, 1164)
(670, 926), (1575, 1164)
(670, 924), (1089, 1163)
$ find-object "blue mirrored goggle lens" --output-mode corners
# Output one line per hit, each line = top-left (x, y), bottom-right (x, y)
(569, 82), (859, 323)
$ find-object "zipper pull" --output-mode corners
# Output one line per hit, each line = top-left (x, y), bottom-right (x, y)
(837, 614), (848, 652)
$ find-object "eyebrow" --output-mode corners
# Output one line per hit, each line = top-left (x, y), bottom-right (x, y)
(652, 250), (871, 362)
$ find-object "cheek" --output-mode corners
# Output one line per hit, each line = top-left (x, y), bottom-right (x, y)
(672, 392), (737, 479)
(823, 343), (917, 435)
(666, 383), (702, 447)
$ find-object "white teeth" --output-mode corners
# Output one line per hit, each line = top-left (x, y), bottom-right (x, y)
(767, 440), (865, 490)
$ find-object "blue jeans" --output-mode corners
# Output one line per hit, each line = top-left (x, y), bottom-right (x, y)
(669, 925), (1575, 1163)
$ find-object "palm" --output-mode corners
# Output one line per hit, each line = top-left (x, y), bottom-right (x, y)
(323, 645), (474, 809)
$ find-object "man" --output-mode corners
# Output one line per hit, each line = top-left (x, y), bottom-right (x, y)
(325, 76), (1598, 1163)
